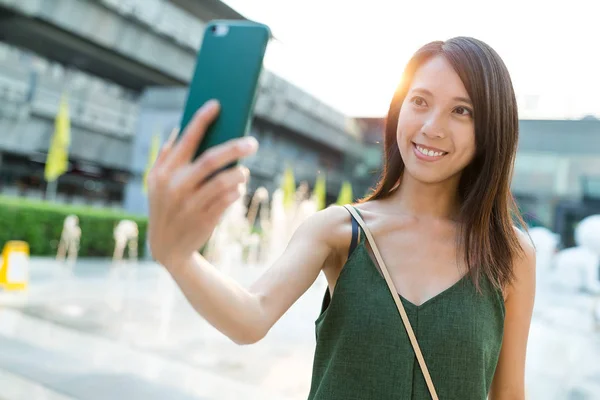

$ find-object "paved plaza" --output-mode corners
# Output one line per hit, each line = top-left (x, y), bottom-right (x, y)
(0, 258), (599, 399)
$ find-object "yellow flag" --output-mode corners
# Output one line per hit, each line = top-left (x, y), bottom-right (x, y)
(44, 94), (71, 182)
(282, 165), (296, 209)
(312, 172), (326, 211)
(143, 132), (161, 194)
(336, 181), (354, 206)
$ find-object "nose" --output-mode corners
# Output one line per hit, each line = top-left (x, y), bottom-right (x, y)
(422, 112), (447, 139)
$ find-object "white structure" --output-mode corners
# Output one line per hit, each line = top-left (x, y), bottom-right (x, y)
(204, 182), (321, 268)
(552, 215), (600, 293)
(553, 246), (600, 293)
(112, 220), (139, 263)
(528, 227), (560, 284)
(265, 188), (288, 264)
(246, 187), (270, 265)
(575, 215), (600, 254)
(205, 184), (251, 270)
(56, 215), (81, 264)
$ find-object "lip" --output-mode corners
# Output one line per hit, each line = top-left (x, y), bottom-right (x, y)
(412, 142), (448, 161)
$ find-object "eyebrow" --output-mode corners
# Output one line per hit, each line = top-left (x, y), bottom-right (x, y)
(411, 87), (473, 106)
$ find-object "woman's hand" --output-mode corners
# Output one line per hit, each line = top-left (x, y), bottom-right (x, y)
(147, 100), (258, 269)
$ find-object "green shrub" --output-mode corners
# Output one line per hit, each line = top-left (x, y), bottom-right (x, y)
(0, 196), (147, 258)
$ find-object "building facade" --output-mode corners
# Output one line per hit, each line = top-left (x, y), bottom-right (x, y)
(0, 0), (374, 211)
(512, 119), (600, 246)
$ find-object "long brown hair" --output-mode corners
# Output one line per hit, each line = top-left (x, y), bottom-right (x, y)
(360, 37), (525, 290)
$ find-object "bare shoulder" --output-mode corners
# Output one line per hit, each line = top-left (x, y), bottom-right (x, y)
(295, 205), (353, 250)
(513, 226), (536, 268)
(302, 204), (351, 228)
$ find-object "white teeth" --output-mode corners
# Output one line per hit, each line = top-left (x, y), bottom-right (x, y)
(416, 145), (445, 157)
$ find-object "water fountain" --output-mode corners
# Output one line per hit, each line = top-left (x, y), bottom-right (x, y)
(528, 226), (560, 285)
(289, 182), (318, 235)
(112, 220), (139, 264)
(574, 215), (600, 253)
(204, 180), (320, 269)
(247, 187), (269, 229)
(266, 188), (289, 264)
(553, 246), (599, 293)
(204, 184), (251, 271)
(552, 215), (600, 293)
(56, 215), (81, 265)
(246, 187), (270, 266)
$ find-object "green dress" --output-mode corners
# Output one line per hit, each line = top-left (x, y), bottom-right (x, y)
(307, 206), (505, 400)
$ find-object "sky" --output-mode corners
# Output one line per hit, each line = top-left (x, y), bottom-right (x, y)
(223, 0), (599, 119)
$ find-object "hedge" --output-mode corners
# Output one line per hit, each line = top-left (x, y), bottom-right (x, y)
(0, 196), (147, 258)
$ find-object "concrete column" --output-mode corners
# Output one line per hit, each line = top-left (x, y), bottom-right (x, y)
(123, 87), (188, 217)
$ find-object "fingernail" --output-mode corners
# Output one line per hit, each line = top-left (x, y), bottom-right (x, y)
(167, 127), (179, 144)
(242, 166), (250, 178)
(205, 99), (220, 111)
(243, 137), (258, 150)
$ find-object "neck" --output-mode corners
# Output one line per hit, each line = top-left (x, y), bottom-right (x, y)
(387, 173), (461, 220)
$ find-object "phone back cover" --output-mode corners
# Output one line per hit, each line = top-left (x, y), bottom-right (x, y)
(180, 20), (270, 159)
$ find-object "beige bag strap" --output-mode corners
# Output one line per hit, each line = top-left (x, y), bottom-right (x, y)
(344, 205), (439, 400)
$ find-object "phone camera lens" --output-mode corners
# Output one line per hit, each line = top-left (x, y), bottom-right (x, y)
(211, 24), (229, 37)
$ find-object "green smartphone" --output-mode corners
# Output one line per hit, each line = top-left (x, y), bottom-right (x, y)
(179, 20), (271, 165)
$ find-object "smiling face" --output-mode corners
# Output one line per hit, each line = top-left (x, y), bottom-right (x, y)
(364, 37), (523, 292)
(396, 55), (476, 185)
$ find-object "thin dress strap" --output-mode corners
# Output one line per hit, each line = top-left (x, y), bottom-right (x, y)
(348, 213), (359, 257)
(343, 204), (439, 399)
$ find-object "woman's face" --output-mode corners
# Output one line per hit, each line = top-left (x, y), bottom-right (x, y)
(397, 55), (476, 185)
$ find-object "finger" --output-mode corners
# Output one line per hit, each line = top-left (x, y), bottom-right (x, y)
(186, 167), (246, 214)
(166, 126), (179, 147)
(196, 165), (247, 206)
(167, 100), (220, 167)
(241, 166), (250, 181)
(155, 127), (180, 166)
(205, 187), (242, 222)
(184, 136), (258, 187)
(181, 167), (245, 224)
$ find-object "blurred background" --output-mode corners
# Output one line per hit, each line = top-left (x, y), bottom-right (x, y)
(0, 0), (599, 399)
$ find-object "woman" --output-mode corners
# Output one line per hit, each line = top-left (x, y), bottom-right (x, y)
(147, 36), (536, 399)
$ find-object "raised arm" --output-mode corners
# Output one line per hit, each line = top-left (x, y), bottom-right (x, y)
(147, 100), (343, 345)
(169, 207), (342, 344)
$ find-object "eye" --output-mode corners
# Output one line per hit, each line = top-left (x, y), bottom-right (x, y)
(411, 96), (427, 107)
(453, 106), (473, 117)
